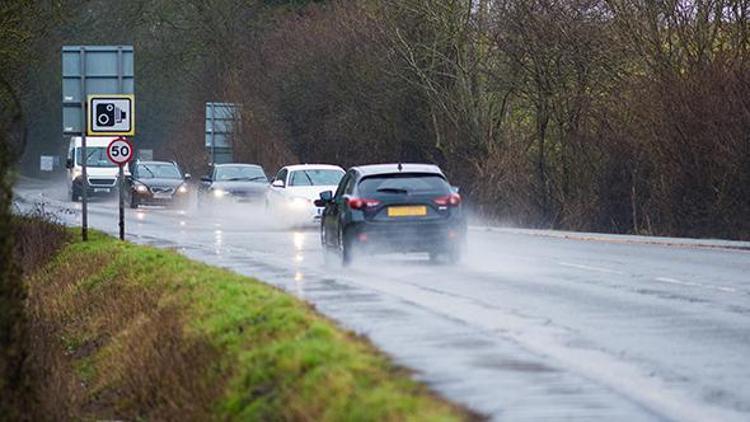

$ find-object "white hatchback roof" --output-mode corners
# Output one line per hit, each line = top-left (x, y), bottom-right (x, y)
(283, 164), (344, 172)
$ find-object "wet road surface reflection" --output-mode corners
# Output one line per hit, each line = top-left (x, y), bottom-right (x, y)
(13, 181), (750, 422)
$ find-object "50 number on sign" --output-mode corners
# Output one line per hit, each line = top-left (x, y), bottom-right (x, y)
(106, 137), (134, 166)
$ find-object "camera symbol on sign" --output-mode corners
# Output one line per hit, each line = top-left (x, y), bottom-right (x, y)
(96, 103), (127, 127)
(88, 96), (133, 135)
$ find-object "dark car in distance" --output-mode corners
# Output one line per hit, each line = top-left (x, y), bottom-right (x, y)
(197, 163), (269, 205)
(128, 160), (191, 209)
(317, 163), (466, 266)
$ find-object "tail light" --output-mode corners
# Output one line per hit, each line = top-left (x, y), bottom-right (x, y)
(346, 197), (381, 210)
(434, 193), (462, 206)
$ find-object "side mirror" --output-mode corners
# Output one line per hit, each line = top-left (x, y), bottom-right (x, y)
(65, 158), (73, 169)
(314, 190), (333, 207)
(319, 190), (333, 201)
(184, 173), (192, 180)
(271, 179), (285, 188)
(201, 176), (212, 183)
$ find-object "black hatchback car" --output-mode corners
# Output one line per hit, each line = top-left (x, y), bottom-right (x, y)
(197, 163), (269, 205)
(128, 161), (191, 209)
(317, 164), (466, 265)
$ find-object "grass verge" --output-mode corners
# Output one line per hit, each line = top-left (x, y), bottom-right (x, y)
(24, 229), (476, 421)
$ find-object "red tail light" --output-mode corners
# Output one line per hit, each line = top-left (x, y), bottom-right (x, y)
(434, 193), (462, 206)
(346, 197), (381, 210)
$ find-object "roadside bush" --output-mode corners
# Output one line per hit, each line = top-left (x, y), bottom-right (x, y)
(12, 211), (69, 276)
(22, 231), (474, 421)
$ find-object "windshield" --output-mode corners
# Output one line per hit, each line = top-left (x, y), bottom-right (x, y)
(215, 166), (266, 182)
(75, 147), (117, 168)
(358, 174), (450, 196)
(289, 169), (343, 186)
(137, 164), (182, 179)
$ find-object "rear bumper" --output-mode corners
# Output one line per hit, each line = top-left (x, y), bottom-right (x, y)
(347, 220), (466, 253)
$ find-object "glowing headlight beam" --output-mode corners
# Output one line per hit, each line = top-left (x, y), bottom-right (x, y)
(288, 197), (309, 209)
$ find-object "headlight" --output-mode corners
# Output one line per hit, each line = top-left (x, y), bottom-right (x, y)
(135, 184), (148, 193)
(288, 197), (309, 209)
(213, 189), (226, 198)
(177, 185), (188, 194)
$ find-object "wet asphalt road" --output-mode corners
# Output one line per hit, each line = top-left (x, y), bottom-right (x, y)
(13, 180), (750, 421)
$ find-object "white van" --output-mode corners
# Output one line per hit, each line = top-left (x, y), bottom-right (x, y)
(65, 136), (130, 201)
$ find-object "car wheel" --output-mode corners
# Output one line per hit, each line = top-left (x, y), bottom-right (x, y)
(429, 245), (462, 265)
(446, 245), (462, 265)
(339, 227), (353, 267)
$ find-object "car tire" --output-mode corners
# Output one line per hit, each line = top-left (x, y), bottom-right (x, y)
(320, 224), (327, 248)
(429, 245), (462, 265)
(446, 245), (462, 265)
(339, 227), (353, 267)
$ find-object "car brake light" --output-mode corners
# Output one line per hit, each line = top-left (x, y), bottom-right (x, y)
(434, 193), (462, 206)
(347, 197), (381, 210)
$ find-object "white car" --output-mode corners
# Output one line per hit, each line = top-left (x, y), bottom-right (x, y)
(266, 164), (345, 225)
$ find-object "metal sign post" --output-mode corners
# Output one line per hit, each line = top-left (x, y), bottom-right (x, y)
(80, 48), (88, 241)
(119, 165), (125, 240)
(105, 137), (134, 240)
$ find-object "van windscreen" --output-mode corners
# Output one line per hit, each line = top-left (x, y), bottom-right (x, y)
(76, 147), (117, 168)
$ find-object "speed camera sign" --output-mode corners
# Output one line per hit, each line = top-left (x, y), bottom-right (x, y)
(106, 137), (134, 166)
(87, 94), (135, 136)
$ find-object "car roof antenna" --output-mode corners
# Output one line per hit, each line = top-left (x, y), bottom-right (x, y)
(397, 162), (403, 172)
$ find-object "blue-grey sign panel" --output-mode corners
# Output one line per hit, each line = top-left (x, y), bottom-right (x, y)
(212, 148), (234, 165)
(62, 46), (134, 135)
(205, 102), (239, 149)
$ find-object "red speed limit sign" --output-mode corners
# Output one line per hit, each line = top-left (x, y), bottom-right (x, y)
(106, 137), (134, 166)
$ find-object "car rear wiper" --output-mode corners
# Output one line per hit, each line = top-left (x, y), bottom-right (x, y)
(376, 187), (409, 194)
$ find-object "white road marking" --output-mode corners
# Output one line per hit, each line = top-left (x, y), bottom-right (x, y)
(558, 261), (624, 274)
(655, 277), (737, 293)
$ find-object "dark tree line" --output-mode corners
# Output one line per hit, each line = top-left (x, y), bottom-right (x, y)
(6, 0), (750, 241)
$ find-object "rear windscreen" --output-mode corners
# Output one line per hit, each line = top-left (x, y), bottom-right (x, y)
(357, 174), (451, 196)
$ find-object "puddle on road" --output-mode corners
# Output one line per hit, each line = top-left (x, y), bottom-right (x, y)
(473, 356), (558, 373)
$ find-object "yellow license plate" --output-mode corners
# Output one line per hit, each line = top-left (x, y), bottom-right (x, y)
(387, 205), (427, 217)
